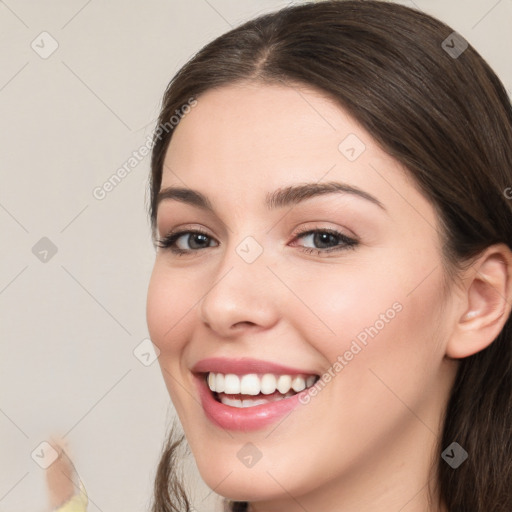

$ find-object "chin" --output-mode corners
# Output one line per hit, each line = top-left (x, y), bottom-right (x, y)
(199, 465), (288, 502)
(193, 447), (320, 504)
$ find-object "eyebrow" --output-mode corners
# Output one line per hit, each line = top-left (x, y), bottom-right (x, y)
(156, 181), (387, 213)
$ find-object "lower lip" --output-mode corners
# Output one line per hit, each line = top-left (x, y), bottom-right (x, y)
(195, 374), (310, 431)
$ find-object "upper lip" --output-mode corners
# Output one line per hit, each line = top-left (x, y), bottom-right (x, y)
(191, 357), (318, 376)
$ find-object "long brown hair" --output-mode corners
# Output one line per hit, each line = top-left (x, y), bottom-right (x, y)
(147, 1), (512, 510)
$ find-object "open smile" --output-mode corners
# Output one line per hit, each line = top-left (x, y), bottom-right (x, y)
(206, 371), (318, 408)
(192, 358), (320, 431)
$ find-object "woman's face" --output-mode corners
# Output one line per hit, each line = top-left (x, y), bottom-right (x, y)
(146, 82), (459, 506)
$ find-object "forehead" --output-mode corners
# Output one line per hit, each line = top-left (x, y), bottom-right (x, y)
(160, 82), (434, 227)
(165, 82), (362, 169)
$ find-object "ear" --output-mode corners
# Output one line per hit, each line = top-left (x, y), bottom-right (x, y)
(446, 243), (512, 359)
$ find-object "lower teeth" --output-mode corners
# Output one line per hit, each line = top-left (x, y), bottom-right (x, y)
(217, 391), (297, 408)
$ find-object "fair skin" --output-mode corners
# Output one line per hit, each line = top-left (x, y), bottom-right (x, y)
(146, 81), (512, 512)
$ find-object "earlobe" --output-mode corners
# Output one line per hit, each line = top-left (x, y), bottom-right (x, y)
(446, 244), (512, 359)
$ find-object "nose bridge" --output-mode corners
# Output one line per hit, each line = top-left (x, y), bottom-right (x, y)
(199, 232), (279, 334)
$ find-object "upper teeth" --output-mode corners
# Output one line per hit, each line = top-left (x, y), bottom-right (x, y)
(207, 372), (317, 395)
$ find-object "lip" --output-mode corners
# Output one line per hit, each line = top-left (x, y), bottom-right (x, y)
(194, 372), (312, 431)
(191, 357), (318, 376)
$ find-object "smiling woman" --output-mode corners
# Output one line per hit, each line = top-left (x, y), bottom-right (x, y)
(145, 1), (512, 511)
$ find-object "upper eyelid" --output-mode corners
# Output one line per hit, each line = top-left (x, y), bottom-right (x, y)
(155, 191), (385, 239)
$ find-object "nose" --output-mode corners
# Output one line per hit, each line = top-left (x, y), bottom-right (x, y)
(199, 242), (281, 337)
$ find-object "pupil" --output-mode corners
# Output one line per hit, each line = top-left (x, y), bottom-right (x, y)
(190, 233), (208, 249)
(314, 232), (335, 248)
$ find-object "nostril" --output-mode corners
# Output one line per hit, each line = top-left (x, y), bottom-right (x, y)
(232, 321), (257, 329)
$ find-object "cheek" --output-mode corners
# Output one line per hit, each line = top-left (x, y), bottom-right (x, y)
(146, 264), (194, 358)
(286, 259), (401, 346)
(146, 265), (199, 414)
(287, 249), (444, 371)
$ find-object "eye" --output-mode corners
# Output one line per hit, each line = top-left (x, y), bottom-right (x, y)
(291, 227), (358, 255)
(155, 226), (359, 256)
(156, 228), (218, 255)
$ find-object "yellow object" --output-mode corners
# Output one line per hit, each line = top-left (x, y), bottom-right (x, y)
(54, 479), (88, 512)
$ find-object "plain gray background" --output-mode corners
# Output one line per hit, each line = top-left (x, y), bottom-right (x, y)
(1, 0), (511, 511)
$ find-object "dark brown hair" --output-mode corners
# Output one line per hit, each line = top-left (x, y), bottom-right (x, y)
(147, 1), (512, 510)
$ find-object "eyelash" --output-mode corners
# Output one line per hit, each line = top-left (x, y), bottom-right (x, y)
(155, 226), (358, 256)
